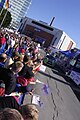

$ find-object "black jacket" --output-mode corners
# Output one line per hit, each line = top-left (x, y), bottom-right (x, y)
(0, 67), (16, 94)
(19, 64), (34, 79)
(0, 96), (20, 111)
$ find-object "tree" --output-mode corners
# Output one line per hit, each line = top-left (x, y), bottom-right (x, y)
(0, 8), (12, 28)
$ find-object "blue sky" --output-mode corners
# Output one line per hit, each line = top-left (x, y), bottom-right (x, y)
(27, 0), (80, 48)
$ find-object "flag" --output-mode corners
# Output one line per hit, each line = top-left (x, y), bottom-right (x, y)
(5, 0), (9, 9)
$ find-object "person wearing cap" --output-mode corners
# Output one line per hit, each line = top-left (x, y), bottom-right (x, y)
(12, 51), (20, 62)
(20, 49), (25, 54)
(20, 49), (25, 61)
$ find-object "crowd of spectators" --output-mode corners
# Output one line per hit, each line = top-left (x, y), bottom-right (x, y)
(0, 28), (43, 120)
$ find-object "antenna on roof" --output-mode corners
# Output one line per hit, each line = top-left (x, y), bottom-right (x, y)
(50, 17), (55, 26)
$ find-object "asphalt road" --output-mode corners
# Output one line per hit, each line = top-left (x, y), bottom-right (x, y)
(23, 65), (80, 120)
(23, 49), (80, 120)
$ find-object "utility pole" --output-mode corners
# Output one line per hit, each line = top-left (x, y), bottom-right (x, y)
(50, 17), (55, 26)
(0, 8), (4, 16)
(0, 10), (8, 28)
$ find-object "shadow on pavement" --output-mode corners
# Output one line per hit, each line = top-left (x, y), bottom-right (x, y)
(52, 66), (80, 102)
(38, 71), (70, 86)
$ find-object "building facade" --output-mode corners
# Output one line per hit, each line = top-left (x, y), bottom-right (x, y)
(0, 0), (5, 8)
(18, 17), (76, 51)
(8, 0), (32, 29)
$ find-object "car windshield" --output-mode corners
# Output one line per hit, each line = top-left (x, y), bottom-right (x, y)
(46, 55), (54, 60)
(75, 60), (80, 69)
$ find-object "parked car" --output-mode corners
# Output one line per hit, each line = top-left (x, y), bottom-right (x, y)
(66, 53), (80, 85)
(43, 54), (56, 68)
(56, 50), (80, 74)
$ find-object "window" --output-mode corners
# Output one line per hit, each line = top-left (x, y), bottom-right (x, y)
(70, 59), (76, 66)
(52, 37), (57, 45)
(75, 61), (80, 69)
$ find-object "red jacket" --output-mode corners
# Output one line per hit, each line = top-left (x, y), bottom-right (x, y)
(0, 37), (6, 45)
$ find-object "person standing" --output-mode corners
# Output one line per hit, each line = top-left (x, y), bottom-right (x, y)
(0, 61), (23, 94)
(0, 33), (6, 49)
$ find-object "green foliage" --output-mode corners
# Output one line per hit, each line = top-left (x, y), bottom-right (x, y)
(0, 8), (12, 27)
